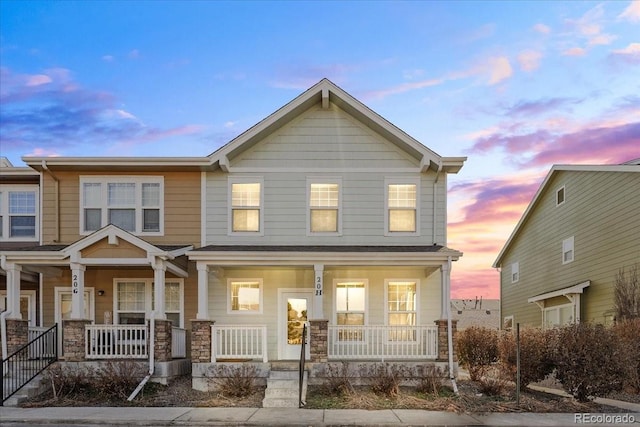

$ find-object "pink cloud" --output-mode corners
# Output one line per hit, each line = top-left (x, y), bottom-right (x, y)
(486, 56), (513, 85)
(562, 47), (587, 57)
(517, 50), (543, 72)
(618, 0), (640, 22)
(609, 43), (640, 65)
(451, 268), (500, 299)
(533, 23), (551, 34)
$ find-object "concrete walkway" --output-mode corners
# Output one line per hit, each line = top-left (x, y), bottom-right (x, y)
(1, 406), (639, 426)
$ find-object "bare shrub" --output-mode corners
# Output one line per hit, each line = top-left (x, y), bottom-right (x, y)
(550, 323), (625, 402)
(615, 264), (640, 321)
(361, 363), (409, 397)
(207, 364), (258, 398)
(477, 367), (510, 396)
(321, 361), (355, 395)
(415, 364), (444, 395)
(455, 326), (498, 381)
(612, 318), (640, 392)
(43, 363), (95, 400)
(498, 327), (554, 391)
(95, 360), (147, 400)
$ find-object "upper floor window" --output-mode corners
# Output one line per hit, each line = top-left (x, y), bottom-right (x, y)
(511, 262), (520, 283)
(80, 176), (163, 235)
(385, 178), (419, 235)
(0, 186), (38, 240)
(562, 236), (574, 264)
(556, 186), (565, 206)
(308, 179), (341, 234)
(229, 178), (263, 234)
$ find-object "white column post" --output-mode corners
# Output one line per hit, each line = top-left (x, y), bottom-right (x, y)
(196, 262), (210, 320)
(313, 264), (324, 319)
(153, 258), (167, 320)
(440, 261), (450, 320)
(6, 263), (22, 319)
(70, 262), (86, 319)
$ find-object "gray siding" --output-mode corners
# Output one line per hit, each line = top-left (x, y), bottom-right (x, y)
(500, 170), (640, 327)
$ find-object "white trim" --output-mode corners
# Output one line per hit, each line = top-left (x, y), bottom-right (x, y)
(384, 177), (420, 236)
(562, 236), (575, 265)
(227, 278), (263, 315)
(306, 177), (343, 236)
(79, 176), (164, 236)
(333, 279), (368, 326)
(527, 281), (590, 303)
(543, 302), (576, 329)
(201, 171), (207, 247)
(0, 290), (37, 326)
(277, 288), (314, 360)
(112, 278), (184, 328)
(0, 185), (39, 241)
(227, 176), (264, 236)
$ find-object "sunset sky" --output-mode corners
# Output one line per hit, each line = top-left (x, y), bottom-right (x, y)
(1, 1), (639, 299)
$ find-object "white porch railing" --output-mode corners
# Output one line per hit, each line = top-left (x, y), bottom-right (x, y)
(328, 325), (438, 360)
(28, 326), (56, 358)
(171, 327), (186, 358)
(85, 324), (148, 359)
(212, 324), (268, 363)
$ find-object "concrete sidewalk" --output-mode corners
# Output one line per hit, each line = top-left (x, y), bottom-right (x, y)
(1, 407), (639, 426)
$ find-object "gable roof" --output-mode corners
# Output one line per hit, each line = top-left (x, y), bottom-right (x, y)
(493, 163), (640, 268)
(208, 79), (465, 173)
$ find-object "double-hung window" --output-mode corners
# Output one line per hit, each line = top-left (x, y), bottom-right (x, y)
(229, 177), (263, 234)
(228, 280), (262, 314)
(308, 179), (341, 234)
(335, 281), (366, 341)
(511, 262), (520, 283)
(562, 236), (574, 264)
(385, 178), (419, 234)
(114, 279), (183, 327)
(81, 176), (163, 235)
(0, 186), (38, 240)
(386, 281), (417, 341)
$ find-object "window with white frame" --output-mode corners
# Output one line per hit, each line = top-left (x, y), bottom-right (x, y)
(385, 179), (419, 234)
(511, 262), (520, 283)
(228, 280), (262, 313)
(556, 186), (565, 206)
(543, 303), (574, 329)
(114, 279), (183, 327)
(229, 178), (262, 233)
(562, 236), (574, 264)
(80, 176), (163, 235)
(308, 179), (341, 234)
(335, 281), (366, 341)
(386, 281), (417, 341)
(0, 187), (38, 240)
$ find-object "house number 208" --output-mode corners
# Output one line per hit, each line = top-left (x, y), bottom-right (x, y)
(72, 274), (79, 294)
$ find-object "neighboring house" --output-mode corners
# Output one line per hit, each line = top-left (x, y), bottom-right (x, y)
(1, 79), (466, 388)
(451, 298), (500, 330)
(0, 158), (41, 327)
(494, 161), (640, 329)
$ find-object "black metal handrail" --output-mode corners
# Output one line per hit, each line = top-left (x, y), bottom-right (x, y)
(298, 322), (308, 408)
(2, 323), (58, 406)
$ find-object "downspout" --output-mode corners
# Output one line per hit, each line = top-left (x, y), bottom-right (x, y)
(1, 256), (12, 364)
(41, 160), (60, 243)
(446, 256), (458, 394)
(128, 313), (155, 401)
(433, 162), (443, 245)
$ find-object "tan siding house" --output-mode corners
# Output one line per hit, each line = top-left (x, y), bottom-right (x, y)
(494, 162), (640, 329)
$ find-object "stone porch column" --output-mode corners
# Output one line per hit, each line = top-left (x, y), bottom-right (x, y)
(5, 319), (29, 355)
(153, 318), (172, 362)
(191, 319), (214, 362)
(309, 319), (328, 363)
(63, 319), (91, 362)
(434, 319), (458, 362)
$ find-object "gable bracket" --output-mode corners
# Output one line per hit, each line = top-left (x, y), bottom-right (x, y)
(321, 88), (330, 110)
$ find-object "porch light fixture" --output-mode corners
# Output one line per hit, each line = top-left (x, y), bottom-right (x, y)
(98, 290), (105, 296)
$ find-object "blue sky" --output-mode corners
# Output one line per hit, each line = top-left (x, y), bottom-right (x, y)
(1, 1), (639, 298)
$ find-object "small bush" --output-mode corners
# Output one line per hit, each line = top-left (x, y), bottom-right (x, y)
(95, 360), (147, 400)
(455, 326), (498, 381)
(415, 364), (444, 395)
(614, 264), (640, 321)
(550, 323), (625, 402)
(44, 363), (96, 400)
(612, 318), (640, 392)
(207, 364), (258, 398)
(361, 363), (408, 397)
(477, 367), (510, 396)
(321, 361), (355, 395)
(498, 327), (554, 391)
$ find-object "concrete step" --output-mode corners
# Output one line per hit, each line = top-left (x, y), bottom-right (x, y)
(268, 370), (300, 380)
(261, 397), (300, 407)
(262, 369), (307, 408)
(3, 374), (49, 407)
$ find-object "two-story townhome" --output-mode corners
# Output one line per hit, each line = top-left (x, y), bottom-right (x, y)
(1, 158), (42, 329)
(494, 161), (640, 329)
(1, 79), (465, 400)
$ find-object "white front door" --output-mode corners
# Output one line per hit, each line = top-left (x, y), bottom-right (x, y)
(54, 287), (95, 356)
(278, 289), (313, 360)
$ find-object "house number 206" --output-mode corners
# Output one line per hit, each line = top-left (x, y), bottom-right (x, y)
(72, 274), (79, 294)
